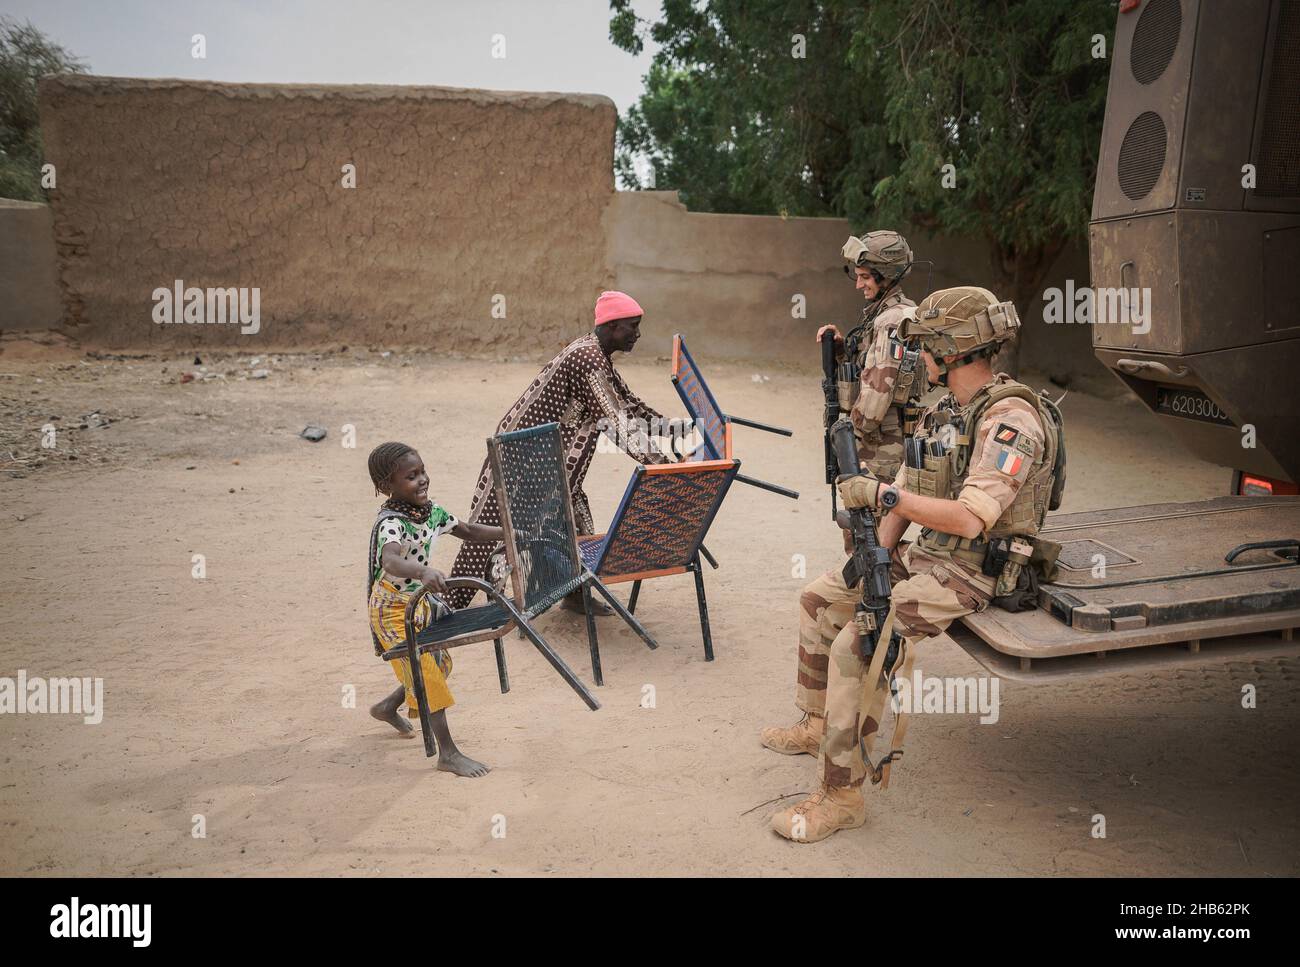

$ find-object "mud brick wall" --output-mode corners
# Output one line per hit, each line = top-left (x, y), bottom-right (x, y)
(0, 200), (62, 331)
(37, 75), (617, 351)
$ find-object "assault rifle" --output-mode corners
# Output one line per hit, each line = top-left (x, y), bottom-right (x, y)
(830, 417), (900, 671)
(820, 328), (843, 519)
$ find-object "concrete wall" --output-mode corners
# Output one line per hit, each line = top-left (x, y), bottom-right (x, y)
(0, 199), (62, 332)
(37, 75), (617, 351)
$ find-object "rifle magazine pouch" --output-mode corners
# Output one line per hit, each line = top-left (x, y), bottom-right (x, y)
(837, 378), (859, 412)
(902, 453), (951, 498)
(901, 401), (924, 435)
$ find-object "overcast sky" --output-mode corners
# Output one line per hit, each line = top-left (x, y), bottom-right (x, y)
(2, 0), (662, 114)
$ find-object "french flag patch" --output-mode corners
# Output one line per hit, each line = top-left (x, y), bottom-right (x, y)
(891, 341), (904, 360)
(995, 448), (1023, 476)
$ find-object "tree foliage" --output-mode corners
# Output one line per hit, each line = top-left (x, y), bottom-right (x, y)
(610, 0), (1113, 309)
(0, 18), (87, 202)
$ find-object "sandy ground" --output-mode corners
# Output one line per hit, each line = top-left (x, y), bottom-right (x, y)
(1, 335), (1297, 877)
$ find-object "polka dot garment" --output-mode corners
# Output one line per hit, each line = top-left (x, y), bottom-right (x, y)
(446, 333), (670, 609)
(375, 503), (459, 593)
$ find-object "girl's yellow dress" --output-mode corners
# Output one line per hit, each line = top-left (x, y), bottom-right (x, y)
(368, 506), (458, 716)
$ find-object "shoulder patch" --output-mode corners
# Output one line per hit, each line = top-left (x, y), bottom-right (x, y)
(995, 447), (1024, 476)
(1014, 435), (1036, 456)
(993, 423), (1020, 447)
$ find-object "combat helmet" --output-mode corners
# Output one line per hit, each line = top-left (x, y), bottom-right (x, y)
(898, 286), (1020, 382)
(842, 230), (912, 284)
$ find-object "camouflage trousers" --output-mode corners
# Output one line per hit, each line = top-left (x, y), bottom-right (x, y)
(795, 542), (995, 788)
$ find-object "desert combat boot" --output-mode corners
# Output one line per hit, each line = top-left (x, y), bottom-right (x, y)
(759, 713), (824, 756)
(770, 784), (866, 843)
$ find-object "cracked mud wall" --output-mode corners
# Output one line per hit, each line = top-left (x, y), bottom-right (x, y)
(38, 75), (617, 352)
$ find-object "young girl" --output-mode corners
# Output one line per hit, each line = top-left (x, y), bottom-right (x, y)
(366, 442), (503, 778)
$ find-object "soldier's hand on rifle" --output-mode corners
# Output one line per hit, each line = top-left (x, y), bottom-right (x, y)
(816, 324), (843, 344)
(836, 472), (896, 511)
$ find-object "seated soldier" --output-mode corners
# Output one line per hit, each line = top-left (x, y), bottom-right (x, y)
(761, 286), (1062, 843)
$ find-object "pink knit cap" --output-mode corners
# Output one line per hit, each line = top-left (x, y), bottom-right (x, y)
(594, 290), (644, 326)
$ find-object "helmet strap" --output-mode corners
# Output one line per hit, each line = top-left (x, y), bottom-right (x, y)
(931, 345), (995, 386)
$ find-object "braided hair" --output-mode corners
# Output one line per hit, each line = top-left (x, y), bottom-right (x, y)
(368, 441), (415, 496)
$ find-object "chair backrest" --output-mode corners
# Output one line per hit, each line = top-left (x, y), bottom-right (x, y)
(589, 458), (740, 579)
(671, 334), (732, 461)
(489, 423), (585, 614)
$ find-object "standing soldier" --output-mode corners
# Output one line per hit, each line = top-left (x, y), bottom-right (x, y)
(759, 230), (925, 758)
(820, 230), (924, 481)
(763, 286), (1063, 843)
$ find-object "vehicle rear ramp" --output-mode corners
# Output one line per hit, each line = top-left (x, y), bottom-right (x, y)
(952, 496), (1300, 681)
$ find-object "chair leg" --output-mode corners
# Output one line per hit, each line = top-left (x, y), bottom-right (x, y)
(586, 574), (658, 650)
(692, 554), (714, 662)
(582, 583), (604, 687)
(405, 637), (438, 759)
(513, 619), (601, 711)
(493, 637), (510, 694)
(628, 579), (642, 614)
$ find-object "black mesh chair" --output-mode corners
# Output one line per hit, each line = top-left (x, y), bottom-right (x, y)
(380, 423), (656, 757)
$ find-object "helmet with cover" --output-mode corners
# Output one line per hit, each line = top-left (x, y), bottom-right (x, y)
(841, 230), (912, 284)
(898, 286), (1020, 382)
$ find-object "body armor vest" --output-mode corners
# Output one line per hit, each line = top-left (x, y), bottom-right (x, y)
(838, 292), (924, 428)
(904, 377), (1062, 555)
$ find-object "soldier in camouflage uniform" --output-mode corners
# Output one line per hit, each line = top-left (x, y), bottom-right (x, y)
(818, 230), (924, 481)
(766, 286), (1063, 843)
(759, 231), (924, 760)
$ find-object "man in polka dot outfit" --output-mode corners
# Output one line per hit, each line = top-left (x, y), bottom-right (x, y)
(446, 291), (677, 613)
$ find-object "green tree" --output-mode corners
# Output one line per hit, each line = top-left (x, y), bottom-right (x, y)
(611, 0), (1112, 315)
(610, 0), (898, 217)
(0, 18), (87, 202)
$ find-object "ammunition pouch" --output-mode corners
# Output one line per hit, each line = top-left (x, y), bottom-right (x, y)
(901, 451), (951, 499)
(837, 358), (861, 412)
(901, 400), (925, 435)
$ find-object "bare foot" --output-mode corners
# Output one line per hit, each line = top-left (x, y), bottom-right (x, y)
(370, 700), (415, 737)
(436, 749), (490, 778)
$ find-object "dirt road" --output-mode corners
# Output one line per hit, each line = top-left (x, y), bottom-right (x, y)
(1, 337), (1296, 876)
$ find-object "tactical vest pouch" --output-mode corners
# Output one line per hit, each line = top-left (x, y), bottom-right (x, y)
(837, 359), (861, 412)
(901, 400), (924, 435)
(988, 536), (1062, 612)
(1031, 537), (1062, 583)
(902, 453), (950, 499)
(838, 379), (859, 412)
(891, 345), (924, 405)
